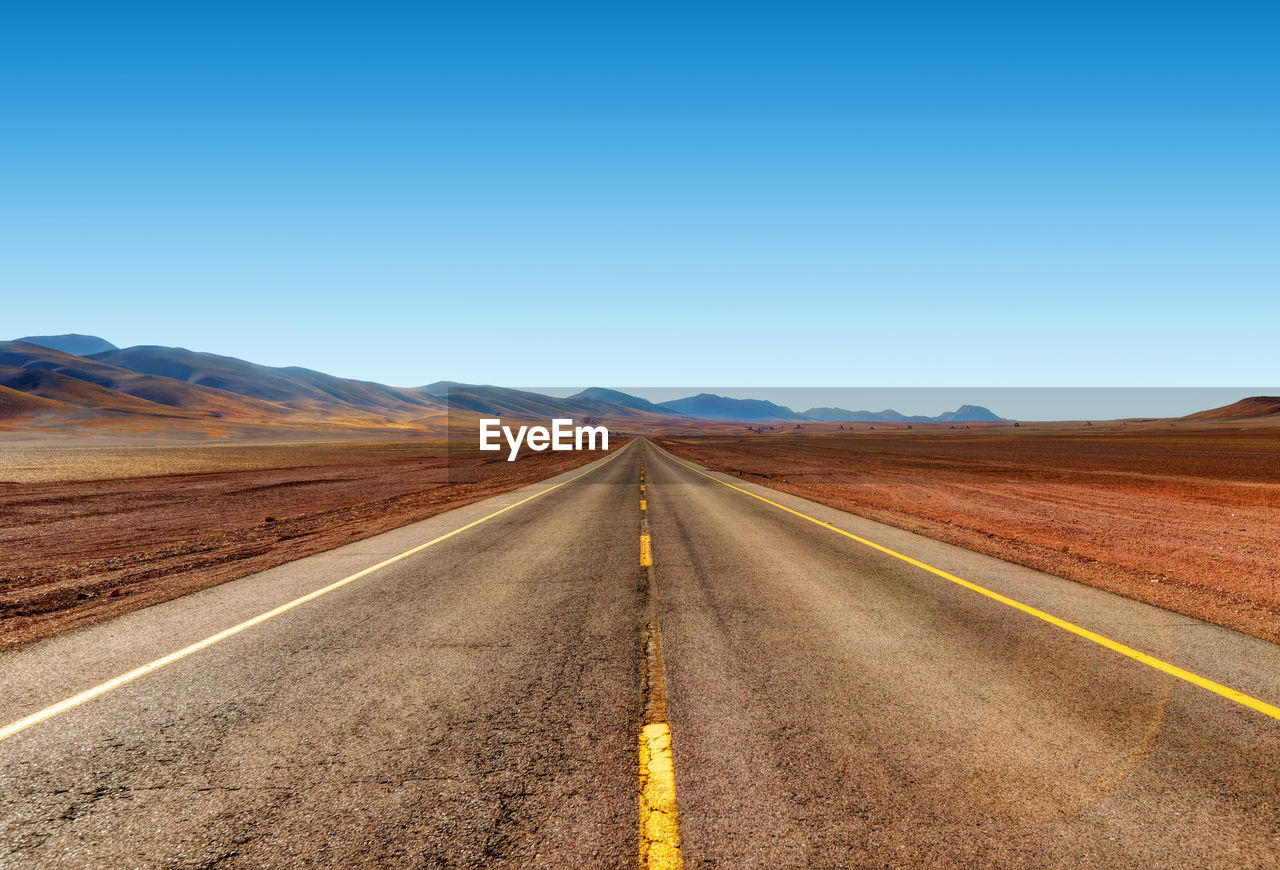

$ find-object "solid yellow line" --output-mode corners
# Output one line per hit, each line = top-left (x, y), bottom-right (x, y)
(640, 534), (653, 567)
(639, 722), (683, 870)
(659, 447), (1280, 723)
(0, 446), (630, 745)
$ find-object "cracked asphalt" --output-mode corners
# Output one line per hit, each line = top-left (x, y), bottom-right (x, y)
(4, 439), (1280, 867)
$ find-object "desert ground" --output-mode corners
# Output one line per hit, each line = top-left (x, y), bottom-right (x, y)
(0, 436), (619, 650)
(656, 423), (1280, 642)
(7, 415), (1279, 653)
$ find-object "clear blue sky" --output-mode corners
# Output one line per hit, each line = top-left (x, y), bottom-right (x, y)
(2, 2), (1276, 388)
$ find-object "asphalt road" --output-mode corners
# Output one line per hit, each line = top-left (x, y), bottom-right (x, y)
(3, 439), (1280, 867)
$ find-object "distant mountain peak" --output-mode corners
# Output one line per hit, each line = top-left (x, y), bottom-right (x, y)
(801, 404), (1005, 423)
(567, 387), (681, 416)
(0, 337), (1013, 434)
(658, 393), (804, 422)
(15, 334), (117, 356)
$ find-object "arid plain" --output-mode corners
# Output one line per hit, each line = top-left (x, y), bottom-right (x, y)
(0, 436), (617, 650)
(7, 415), (1279, 655)
(658, 420), (1280, 643)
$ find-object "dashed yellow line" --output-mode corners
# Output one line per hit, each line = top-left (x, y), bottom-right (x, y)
(638, 448), (683, 869)
(0, 445), (631, 745)
(658, 446), (1280, 724)
(639, 722), (682, 869)
(641, 499), (647, 511)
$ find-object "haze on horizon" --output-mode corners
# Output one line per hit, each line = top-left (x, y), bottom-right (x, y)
(2, 2), (1276, 388)
(8, 330), (1273, 419)
(535, 387), (1280, 422)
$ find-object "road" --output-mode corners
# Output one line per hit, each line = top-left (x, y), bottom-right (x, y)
(3, 439), (1280, 867)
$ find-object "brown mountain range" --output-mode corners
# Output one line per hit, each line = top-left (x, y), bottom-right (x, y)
(0, 338), (685, 436)
(2, 335), (1277, 436)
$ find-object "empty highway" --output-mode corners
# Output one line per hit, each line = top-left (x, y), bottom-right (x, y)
(3, 439), (1280, 867)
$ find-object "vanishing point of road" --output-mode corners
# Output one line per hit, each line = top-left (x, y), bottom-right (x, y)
(3, 440), (1279, 867)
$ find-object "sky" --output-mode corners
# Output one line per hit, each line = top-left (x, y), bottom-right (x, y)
(2, 2), (1277, 393)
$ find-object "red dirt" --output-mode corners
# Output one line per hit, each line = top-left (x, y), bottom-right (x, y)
(656, 427), (1280, 643)
(0, 438), (622, 651)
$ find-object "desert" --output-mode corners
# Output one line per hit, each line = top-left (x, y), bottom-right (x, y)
(4, 335), (1278, 653)
(657, 420), (1280, 643)
(0, 435), (617, 651)
(8, 10), (1280, 863)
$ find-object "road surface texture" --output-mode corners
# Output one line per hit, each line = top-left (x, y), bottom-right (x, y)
(3, 439), (1279, 867)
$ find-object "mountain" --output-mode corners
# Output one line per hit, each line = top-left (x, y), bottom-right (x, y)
(0, 365), (196, 417)
(424, 382), (673, 421)
(91, 346), (438, 418)
(1182, 396), (1280, 421)
(0, 334), (1012, 435)
(933, 404), (1005, 422)
(0, 342), (297, 419)
(803, 407), (910, 422)
(567, 387), (684, 416)
(0, 382), (71, 415)
(651, 394), (1005, 423)
(658, 393), (805, 422)
(15, 334), (118, 356)
(0, 338), (693, 436)
(0, 341), (450, 430)
(801, 404), (1005, 423)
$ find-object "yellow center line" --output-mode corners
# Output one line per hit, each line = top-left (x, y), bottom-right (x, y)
(0, 445), (631, 745)
(638, 449), (683, 869)
(639, 722), (682, 870)
(658, 445), (1280, 723)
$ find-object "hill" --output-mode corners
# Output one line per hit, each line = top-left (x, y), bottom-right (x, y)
(0, 366), (194, 417)
(1183, 396), (1280, 421)
(15, 334), (118, 356)
(0, 383), (70, 415)
(0, 341), (449, 431)
(424, 383), (673, 422)
(0, 342), (306, 420)
(91, 346), (440, 420)
(567, 387), (684, 416)
(658, 393), (805, 422)
(804, 407), (911, 423)
(934, 404), (1005, 422)
(1, 335), (1015, 436)
(0, 340), (690, 437)
(802, 404), (1005, 423)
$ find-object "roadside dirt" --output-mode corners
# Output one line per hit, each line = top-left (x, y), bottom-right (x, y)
(0, 439), (621, 650)
(656, 427), (1280, 643)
